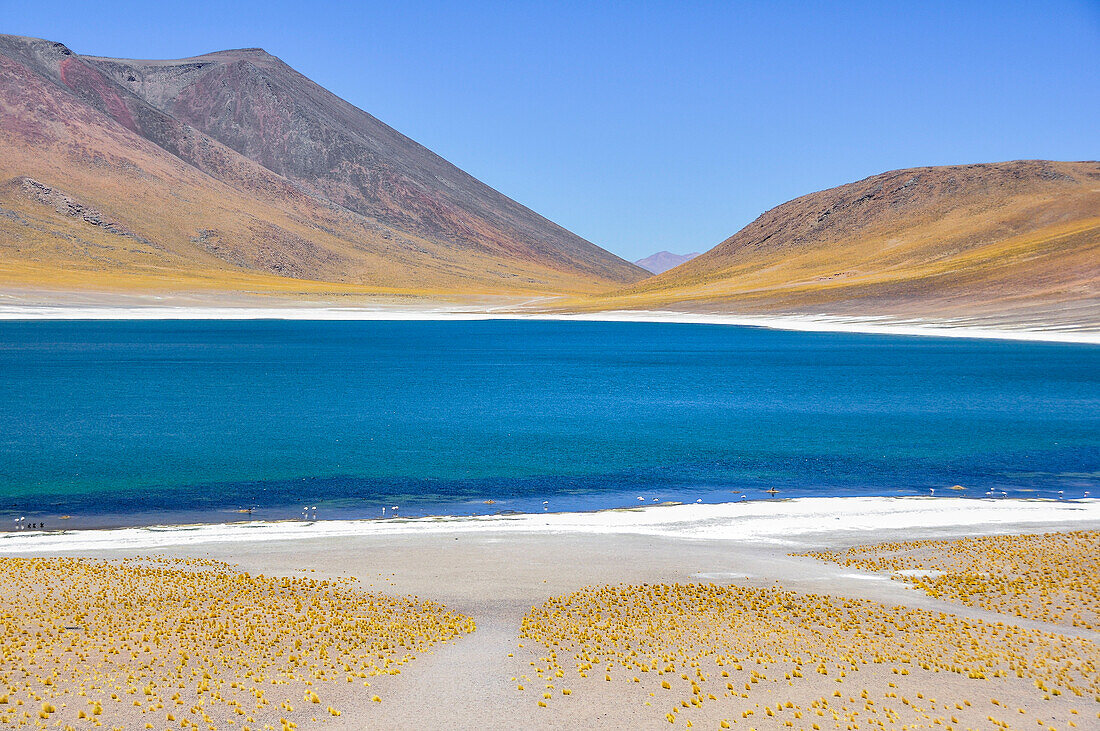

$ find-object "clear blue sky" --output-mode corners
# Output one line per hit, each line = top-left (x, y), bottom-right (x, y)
(4, 1), (1098, 261)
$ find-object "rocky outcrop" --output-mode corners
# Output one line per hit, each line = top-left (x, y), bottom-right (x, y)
(15, 177), (158, 248)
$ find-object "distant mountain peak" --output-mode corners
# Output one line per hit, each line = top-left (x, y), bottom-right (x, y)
(634, 251), (701, 275)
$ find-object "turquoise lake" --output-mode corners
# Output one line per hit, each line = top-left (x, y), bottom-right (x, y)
(1, 320), (1097, 528)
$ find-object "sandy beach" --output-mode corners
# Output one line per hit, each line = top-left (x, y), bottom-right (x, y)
(3, 497), (1099, 729)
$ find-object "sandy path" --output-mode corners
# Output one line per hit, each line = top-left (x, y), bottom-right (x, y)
(348, 600), (545, 729)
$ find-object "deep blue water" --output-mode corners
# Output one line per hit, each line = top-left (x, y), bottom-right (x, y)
(0, 320), (1097, 528)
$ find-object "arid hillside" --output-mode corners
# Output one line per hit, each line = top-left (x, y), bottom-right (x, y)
(1, 35), (1094, 328)
(592, 161), (1099, 328)
(0, 34), (647, 296)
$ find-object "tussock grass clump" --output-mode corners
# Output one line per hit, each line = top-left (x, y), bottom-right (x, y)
(520, 582), (1098, 727)
(0, 556), (475, 729)
(799, 530), (1100, 628)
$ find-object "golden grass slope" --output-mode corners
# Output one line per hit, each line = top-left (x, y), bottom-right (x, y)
(586, 161), (1100, 327)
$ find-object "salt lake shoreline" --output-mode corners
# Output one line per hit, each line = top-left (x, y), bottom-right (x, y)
(4, 496), (1099, 554)
(1, 299), (1098, 344)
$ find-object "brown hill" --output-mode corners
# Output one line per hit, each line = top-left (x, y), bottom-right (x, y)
(592, 161), (1100, 327)
(0, 34), (646, 296)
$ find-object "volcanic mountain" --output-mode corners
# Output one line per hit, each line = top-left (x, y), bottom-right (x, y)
(0, 34), (647, 296)
(634, 251), (700, 275)
(595, 161), (1099, 329)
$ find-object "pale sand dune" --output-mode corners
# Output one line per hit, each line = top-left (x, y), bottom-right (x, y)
(4, 499), (1099, 728)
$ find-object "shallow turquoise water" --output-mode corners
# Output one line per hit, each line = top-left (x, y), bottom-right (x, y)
(0, 320), (1096, 527)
